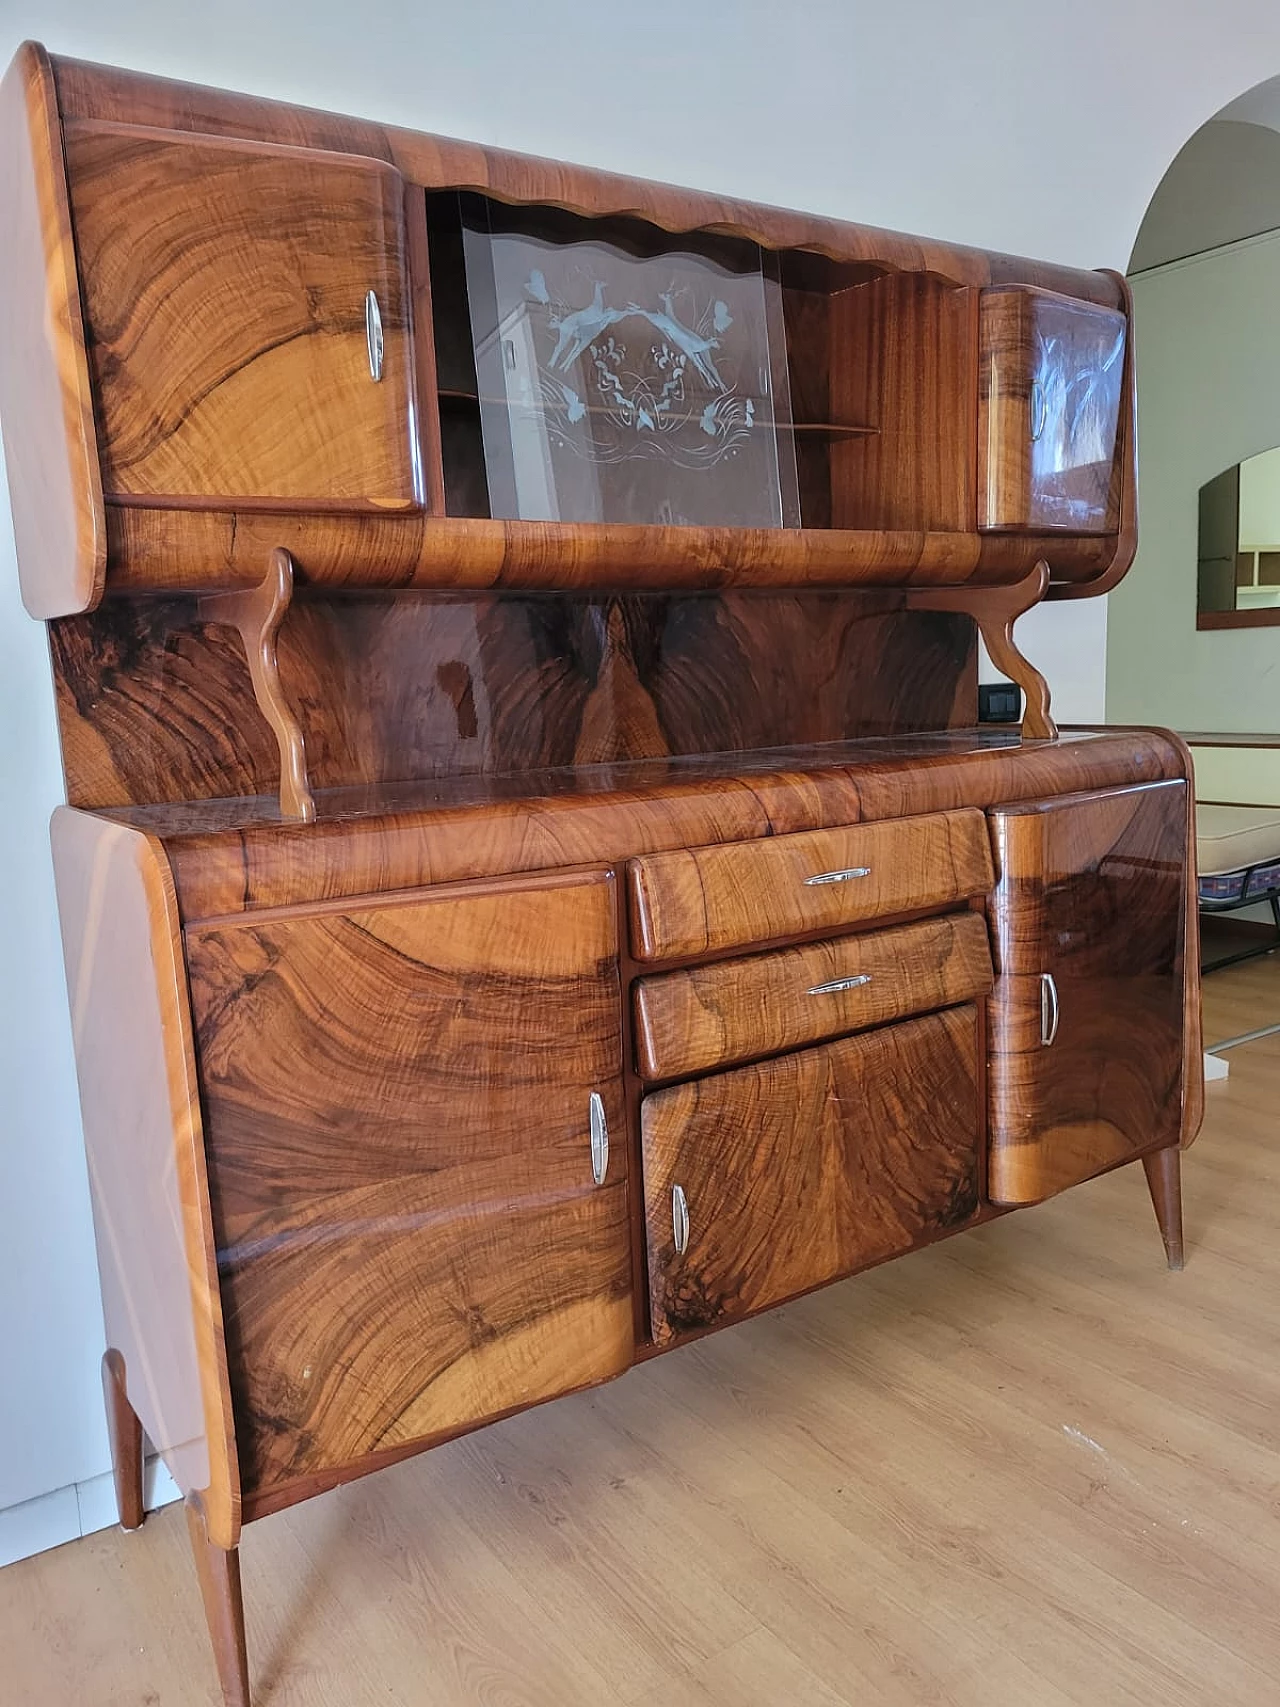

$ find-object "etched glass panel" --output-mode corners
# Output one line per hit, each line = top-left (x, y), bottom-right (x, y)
(1029, 303), (1126, 529)
(458, 196), (799, 527)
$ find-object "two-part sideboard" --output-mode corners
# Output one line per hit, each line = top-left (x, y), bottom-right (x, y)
(0, 41), (1200, 1707)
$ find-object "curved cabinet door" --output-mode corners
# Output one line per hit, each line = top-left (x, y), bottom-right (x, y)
(979, 285), (1126, 534)
(987, 782), (1187, 1203)
(64, 122), (423, 511)
(184, 869), (630, 1506)
(641, 1007), (981, 1346)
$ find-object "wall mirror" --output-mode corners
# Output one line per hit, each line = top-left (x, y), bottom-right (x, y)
(1198, 446), (1280, 626)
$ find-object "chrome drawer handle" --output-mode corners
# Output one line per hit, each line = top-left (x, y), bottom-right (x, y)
(672, 1184), (690, 1255)
(807, 974), (872, 996)
(1040, 971), (1060, 1047)
(365, 289), (385, 382)
(589, 1092), (608, 1185)
(804, 866), (871, 887)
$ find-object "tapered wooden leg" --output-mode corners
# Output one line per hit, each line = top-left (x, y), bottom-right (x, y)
(1143, 1144), (1185, 1270)
(101, 1349), (145, 1531)
(186, 1499), (251, 1707)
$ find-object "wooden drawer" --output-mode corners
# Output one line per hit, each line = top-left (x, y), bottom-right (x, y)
(627, 809), (993, 962)
(641, 1007), (981, 1345)
(634, 911), (993, 1081)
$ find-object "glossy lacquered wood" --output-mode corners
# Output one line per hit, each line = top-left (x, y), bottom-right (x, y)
(628, 808), (994, 962)
(49, 808), (240, 1549)
(50, 591), (977, 810)
(64, 120), (420, 513)
(987, 781), (1188, 1203)
(633, 911), (994, 1081)
(0, 44), (105, 618)
(641, 1006), (982, 1345)
(979, 286), (1126, 535)
(183, 869), (631, 1502)
(101, 1349), (144, 1532)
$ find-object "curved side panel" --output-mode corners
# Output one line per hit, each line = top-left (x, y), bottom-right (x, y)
(0, 43), (105, 618)
(50, 807), (240, 1547)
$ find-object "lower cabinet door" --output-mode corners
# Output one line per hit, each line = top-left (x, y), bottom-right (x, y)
(184, 869), (631, 1502)
(641, 1007), (981, 1346)
(987, 781), (1187, 1204)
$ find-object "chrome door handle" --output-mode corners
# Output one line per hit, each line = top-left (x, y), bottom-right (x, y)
(671, 1184), (690, 1255)
(1030, 378), (1048, 442)
(365, 289), (385, 382)
(807, 974), (872, 996)
(1040, 971), (1060, 1047)
(804, 866), (871, 887)
(589, 1092), (609, 1185)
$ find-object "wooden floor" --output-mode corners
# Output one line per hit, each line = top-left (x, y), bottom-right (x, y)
(6, 960), (1280, 1707)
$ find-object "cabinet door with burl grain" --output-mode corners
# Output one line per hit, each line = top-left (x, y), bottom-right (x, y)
(64, 122), (422, 511)
(184, 869), (631, 1507)
(987, 782), (1187, 1203)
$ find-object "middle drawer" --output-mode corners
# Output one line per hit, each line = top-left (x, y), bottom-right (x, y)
(634, 911), (994, 1081)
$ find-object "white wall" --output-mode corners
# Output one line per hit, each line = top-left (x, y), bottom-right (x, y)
(1109, 230), (1280, 731)
(6, 0), (1280, 1563)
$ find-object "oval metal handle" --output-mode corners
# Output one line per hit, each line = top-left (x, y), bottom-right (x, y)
(807, 973), (872, 997)
(804, 866), (871, 887)
(365, 289), (385, 383)
(589, 1092), (608, 1186)
(1030, 378), (1047, 443)
(671, 1184), (690, 1255)
(1040, 971), (1060, 1047)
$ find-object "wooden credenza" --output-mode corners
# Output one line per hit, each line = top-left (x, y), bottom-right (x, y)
(0, 42), (1200, 1707)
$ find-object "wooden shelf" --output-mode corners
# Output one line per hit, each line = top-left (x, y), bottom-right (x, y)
(436, 388), (876, 439)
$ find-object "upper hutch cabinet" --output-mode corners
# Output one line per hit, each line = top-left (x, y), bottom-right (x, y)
(986, 782), (1188, 1204)
(182, 869), (631, 1503)
(978, 286), (1126, 534)
(63, 124), (423, 510)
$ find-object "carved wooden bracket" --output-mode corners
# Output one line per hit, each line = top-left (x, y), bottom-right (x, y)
(198, 548), (316, 822)
(908, 560), (1056, 740)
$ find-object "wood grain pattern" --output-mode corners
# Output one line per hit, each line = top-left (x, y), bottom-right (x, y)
(628, 808), (994, 962)
(979, 285), (1126, 534)
(50, 591), (976, 809)
(49, 807), (240, 1548)
(146, 729), (1191, 923)
(0, 43), (105, 618)
(64, 119), (421, 511)
(183, 869), (633, 1502)
(987, 781), (1188, 1203)
(633, 911), (993, 1081)
(641, 1006), (981, 1344)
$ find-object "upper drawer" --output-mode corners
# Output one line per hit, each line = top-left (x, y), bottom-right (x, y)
(64, 121), (422, 512)
(634, 911), (993, 1081)
(627, 809), (993, 962)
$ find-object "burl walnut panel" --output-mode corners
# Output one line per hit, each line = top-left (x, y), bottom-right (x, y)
(49, 592), (977, 808)
(633, 912), (994, 1082)
(641, 1006), (981, 1345)
(987, 781), (1187, 1202)
(184, 869), (632, 1502)
(628, 808), (994, 961)
(63, 121), (421, 511)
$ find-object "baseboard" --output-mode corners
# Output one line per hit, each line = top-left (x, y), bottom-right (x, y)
(0, 1457), (181, 1568)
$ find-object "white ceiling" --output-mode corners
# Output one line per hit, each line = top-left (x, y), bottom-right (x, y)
(1217, 76), (1280, 132)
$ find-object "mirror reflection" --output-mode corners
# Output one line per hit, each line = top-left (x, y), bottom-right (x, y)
(1198, 446), (1280, 614)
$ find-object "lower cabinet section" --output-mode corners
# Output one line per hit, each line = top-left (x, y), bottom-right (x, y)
(987, 781), (1187, 1203)
(640, 1007), (982, 1346)
(184, 869), (632, 1503)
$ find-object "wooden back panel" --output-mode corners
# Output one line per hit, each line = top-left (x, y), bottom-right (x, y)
(50, 591), (977, 808)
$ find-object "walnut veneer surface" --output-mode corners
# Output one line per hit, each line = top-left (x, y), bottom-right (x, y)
(0, 40), (1199, 1707)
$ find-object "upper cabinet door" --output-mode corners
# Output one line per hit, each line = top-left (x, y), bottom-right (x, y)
(64, 122), (423, 511)
(987, 782), (1187, 1204)
(184, 869), (630, 1502)
(978, 286), (1126, 534)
